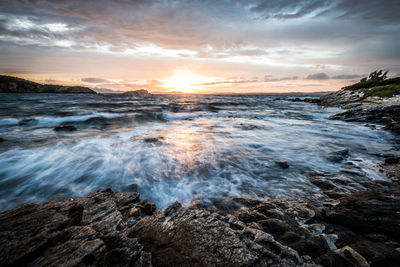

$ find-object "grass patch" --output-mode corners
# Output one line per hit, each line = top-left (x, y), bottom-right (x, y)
(359, 84), (400, 98)
(343, 77), (400, 91)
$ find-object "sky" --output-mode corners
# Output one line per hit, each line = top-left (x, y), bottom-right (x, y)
(0, 0), (399, 93)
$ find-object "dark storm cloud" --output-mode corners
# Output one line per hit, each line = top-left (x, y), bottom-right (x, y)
(1, 0), (399, 52)
(306, 73), (330, 80)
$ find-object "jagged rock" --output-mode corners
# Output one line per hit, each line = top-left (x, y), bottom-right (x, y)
(54, 125), (77, 131)
(329, 105), (400, 135)
(129, 201), (316, 267)
(348, 240), (400, 266)
(0, 189), (152, 266)
(326, 187), (400, 240)
(319, 90), (365, 109)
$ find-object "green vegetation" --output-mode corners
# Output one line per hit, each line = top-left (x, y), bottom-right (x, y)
(343, 70), (400, 97)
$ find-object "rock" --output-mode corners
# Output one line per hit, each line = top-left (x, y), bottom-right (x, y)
(129, 201), (316, 266)
(0, 137), (3, 143)
(290, 236), (331, 258)
(142, 137), (164, 145)
(54, 125), (77, 131)
(259, 218), (291, 238)
(288, 98), (321, 104)
(0, 189), (152, 266)
(385, 156), (400, 164)
(18, 118), (38, 126)
(316, 251), (354, 267)
(326, 149), (349, 162)
(326, 188), (400, 240)
(349, 240), (400, 266)
(334, 246), (370, 267)
(319, 89), (364, 109)
(329, 105), (400, 135)
(278, 231), (303, 244)
(275, 160), (290, 169)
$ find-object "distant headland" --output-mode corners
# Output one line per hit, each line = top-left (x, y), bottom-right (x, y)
(123, 89), (150, 95)
(0, 75), (96, 94)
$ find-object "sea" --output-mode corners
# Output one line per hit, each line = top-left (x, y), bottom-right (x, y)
(0, 93), (396, 211)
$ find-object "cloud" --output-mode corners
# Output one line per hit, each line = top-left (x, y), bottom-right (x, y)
(331, 74), (366, 79)
(94, 79), (165, 92)
(0, 0), (399, 92)
(306, 73), (330, 80)
(248, 0), (400, 22)
(265, 76), (299, 82)
(196, 79), (258, 86)
(81, 77), (108, 83)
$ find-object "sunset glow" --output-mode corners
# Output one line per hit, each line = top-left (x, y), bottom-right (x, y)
(0, 1), (399, 93)
(164, 69), (208, 93)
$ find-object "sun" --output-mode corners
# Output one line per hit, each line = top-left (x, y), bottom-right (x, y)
(164, 68), (204, 93)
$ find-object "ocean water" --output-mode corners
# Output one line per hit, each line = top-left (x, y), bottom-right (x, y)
(0, 93), (396, 211)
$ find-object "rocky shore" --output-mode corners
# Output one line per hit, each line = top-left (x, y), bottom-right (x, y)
(1, 77), (400, 266)
(1, 184), (399, 266)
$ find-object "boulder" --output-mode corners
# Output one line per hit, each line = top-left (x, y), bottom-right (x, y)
(0, 189), (152, 266)
(326, 188), (400, 240)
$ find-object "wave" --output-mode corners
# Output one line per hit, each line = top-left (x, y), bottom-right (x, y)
(0, 112), (126, 128)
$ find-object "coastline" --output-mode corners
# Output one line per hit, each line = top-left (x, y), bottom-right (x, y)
(1, 92), (400, 266)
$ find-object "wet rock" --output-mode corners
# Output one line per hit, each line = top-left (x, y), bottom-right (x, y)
(142, 137), (164, 144)
(327, 188), (400, 240)
(329, 105), (400, 135)
(0, 137), (3, 143)
(129, 201), (316, 266)
(323, 223), (365, 248)
(278, 231), (303, 244)
(259, 219), (291, 238)
(334, 246), (370, 267)
(127, 183), (139, 192)
(288, 98), (321, 104)
(276, 160), (290, 169)
(316, 251), (354, 267)
(309, 170), (382, 199)
(137, 199), (156, 215)
(290, 236), (331, 258)
(0, 189), (152, 266)
(326, 149), (349, 163)
(384, 156), (400, 164)
(18, 118), (38, 126)
(349, 240), (400, 266)
(54, 125), (77, 131)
